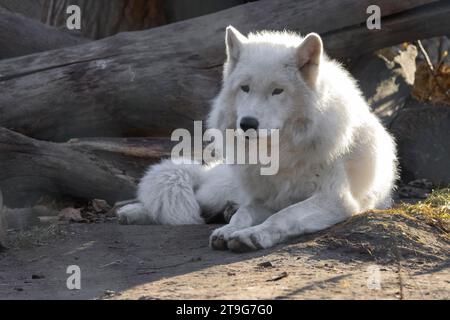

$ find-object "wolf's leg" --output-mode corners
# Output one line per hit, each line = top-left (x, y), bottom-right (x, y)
(196, 164), (246, 222)
(227, 182), (359, 252)
(210, 204), (273, 250)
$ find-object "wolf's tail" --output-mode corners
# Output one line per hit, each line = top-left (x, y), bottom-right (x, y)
(118, 159), (243, 225)
(135, 159), (206, 224)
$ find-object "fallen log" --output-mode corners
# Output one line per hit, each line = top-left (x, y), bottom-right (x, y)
(41, 0), (167, 39)
(323, 1), (450, 58)
(0, 9), (88, 59)
(0, 189), (6, 250)
(0, 128), (173, 207)
(0, 0), (44, 21)
(0, 0), (449, 142)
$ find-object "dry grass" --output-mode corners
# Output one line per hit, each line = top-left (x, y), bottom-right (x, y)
(6, 224), (67, 249)
(412, 63), (450, 106)
(379, 188), (450, 235)
(411, 39), (450, 105)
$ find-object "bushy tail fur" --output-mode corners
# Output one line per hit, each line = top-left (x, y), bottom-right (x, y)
(118, 160), (244, 225)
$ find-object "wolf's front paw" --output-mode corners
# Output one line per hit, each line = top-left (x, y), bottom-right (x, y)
(227, 227), (274, 253)
(210, 225), (238, 250)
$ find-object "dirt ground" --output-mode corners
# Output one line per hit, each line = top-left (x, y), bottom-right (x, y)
(0, 209), (449, 300)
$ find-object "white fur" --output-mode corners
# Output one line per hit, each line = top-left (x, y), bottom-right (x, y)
(118, 27), (398, 252)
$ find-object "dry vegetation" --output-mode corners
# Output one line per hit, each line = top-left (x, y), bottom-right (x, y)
(313, 188), (450, 267)
(412, 39), (450, 105)
(413, 63), (450, 105)
(383, 188), (450, 235)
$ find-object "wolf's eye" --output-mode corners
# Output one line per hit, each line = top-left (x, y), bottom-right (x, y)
(272, 88), (284, 96)
(241, 85), (250, 93)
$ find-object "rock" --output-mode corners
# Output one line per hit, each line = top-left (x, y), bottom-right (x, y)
(102, 290), (120, 298)
(257, 261), (274, 269)
(390, 99), (450, 185)
(408, 179), (434, 190)
(350, 45), (417, 126)
(398, 179), (434, 199)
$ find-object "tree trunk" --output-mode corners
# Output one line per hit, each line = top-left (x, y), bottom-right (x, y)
(0, 0), (449, 142)
(0, 188), (6, 250)
(0, 9), (88, 59)
(0, 128), (173, 207)
(42, 0), (167, 39)
(0, 0), (44, 20)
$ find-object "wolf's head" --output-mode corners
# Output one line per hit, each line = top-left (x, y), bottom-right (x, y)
(208, 26), (325, 145)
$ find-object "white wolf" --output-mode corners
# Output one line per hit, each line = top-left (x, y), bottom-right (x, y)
(118, 26), (398, 252)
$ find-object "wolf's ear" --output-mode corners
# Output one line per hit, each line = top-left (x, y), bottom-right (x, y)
(296, 33), (323, 87)
(225, 26), (246, 72)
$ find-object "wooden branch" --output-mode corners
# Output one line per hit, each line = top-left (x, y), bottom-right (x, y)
(0, 9), (88, 59)
(0, 128), (173, 207)
(0, 0), (448, 142)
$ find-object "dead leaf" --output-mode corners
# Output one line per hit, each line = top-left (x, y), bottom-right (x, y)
(412, 63), (450, 105)
(92, 199), (111, 213)
(58, 208), (85, 222)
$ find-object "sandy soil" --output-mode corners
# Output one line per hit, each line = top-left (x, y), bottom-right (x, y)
(0, 210), (449, 300)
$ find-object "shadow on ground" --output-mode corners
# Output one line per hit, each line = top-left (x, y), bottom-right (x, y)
(0, 211), (448, 299)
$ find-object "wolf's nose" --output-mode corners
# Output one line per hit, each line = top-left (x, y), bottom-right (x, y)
(240, 117), (259, 131)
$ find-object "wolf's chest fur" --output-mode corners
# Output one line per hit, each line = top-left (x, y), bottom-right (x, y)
(236, 160), (327, 212)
